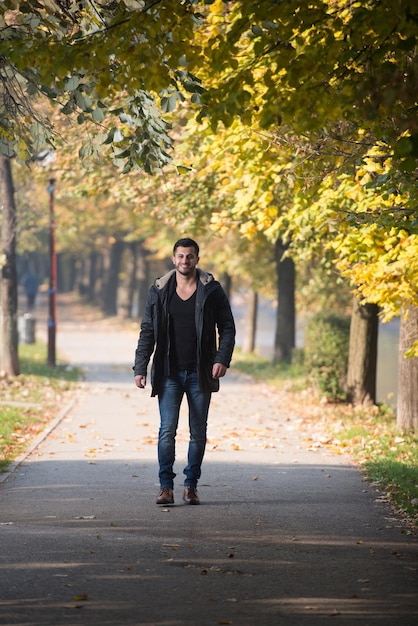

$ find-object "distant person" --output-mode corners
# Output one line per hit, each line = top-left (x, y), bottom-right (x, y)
(133, 237), (235, 506)
(22, 270), (40, 311)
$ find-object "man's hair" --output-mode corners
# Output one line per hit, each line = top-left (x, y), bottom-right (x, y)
(173, 238), (199, 256)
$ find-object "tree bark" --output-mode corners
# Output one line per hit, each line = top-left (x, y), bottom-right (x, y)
(242, 290), (258, 354)
(57, 253), (76, 293)
(0, 155), (19, 375)
(102, 240), (124, 316)
(86, 250), (100, 302)
(273, 239), (295, 363)
(220, 272), (232, 300)
(136, 242), (150, 320)
(118, 242), (138, 320)
(397, 304), (418, 432)
(346, 296), (378, 406)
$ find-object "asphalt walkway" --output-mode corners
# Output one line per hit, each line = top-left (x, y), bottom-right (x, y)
(0, 295), (417, 625)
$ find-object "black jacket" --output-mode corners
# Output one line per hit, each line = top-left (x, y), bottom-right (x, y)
(133, 268), (235, 396)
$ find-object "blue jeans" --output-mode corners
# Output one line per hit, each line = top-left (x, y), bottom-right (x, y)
(157, 370), (211, 489)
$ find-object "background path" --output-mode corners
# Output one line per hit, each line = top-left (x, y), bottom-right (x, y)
(1, 295), (417, 625)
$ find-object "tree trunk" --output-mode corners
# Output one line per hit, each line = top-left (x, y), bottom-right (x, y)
(242, 290), (258, 354)
(273, 239), (295, 363)
(220, 272), (232, 300)
(0, 156), (19, 375)
(397, 304), (418, 432)
(57, 253), (76, 293)
(87, 250), (100, 302)
(136, 242), (150, 320)
(118, 242), (138, 320)
(346, 296), (378, 406)
(102, 240), (124, 316)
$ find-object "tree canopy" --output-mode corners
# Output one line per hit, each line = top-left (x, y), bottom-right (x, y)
(2, 0), (418, 339)
(0, 0), (204, 172)
(182, 0), (418, 341)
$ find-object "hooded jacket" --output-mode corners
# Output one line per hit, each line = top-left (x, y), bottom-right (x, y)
(133, 268), (235, 396)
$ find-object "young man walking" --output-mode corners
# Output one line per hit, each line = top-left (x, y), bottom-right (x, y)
(133, 238), (235, 505)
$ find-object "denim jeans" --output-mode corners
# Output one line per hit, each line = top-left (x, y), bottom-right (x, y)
(157, 370), (211, 489)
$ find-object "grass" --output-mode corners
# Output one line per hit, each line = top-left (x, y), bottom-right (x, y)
(335, 409), (418, 523)
(232, 348), (307, 391)
(232, 348), (418, 528)
(0, 340), (81, 473)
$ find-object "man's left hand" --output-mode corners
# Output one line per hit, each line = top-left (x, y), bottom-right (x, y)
(212, 363), (227, 379)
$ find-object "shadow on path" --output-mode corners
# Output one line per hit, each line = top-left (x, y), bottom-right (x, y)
(2, 457), (418, 626)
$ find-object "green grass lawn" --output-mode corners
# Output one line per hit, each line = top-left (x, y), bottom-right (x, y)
(0, 340), (80, 473)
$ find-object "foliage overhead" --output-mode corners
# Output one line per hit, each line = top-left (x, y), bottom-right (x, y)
(0, 0), (205, 173)
(3, 0), (418, 347)
(197, 0), (418, 164)
(180, 0), (418, 339)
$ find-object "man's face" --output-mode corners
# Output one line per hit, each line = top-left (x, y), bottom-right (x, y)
(172, 246), (199, 276)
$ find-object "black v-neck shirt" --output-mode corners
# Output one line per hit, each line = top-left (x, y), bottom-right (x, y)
(169, 290), (197, 370)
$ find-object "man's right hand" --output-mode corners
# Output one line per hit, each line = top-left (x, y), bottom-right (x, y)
(135, 375), (147, 388)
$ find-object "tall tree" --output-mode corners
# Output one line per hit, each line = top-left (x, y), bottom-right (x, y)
(0, 1), (206, 369)
(190, 1), (418, 427)
(273, 239), (295, 362)
(0, 156), (19, 375)
(346, 298), (379, 407)
(397, 305), (418, 431)
(101, 239), (124, 316)
(242, 290), (258, 354)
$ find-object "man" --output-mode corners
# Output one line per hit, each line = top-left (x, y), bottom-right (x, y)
(22, 270), (40, 311)
(133, 238), (235, 505)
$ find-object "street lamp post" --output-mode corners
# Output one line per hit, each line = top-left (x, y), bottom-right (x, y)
(47, 178), (57, 366)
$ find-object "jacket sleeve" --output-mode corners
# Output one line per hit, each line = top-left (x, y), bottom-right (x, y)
(214, 287), (236, 367)
(133, 288), (156, 376)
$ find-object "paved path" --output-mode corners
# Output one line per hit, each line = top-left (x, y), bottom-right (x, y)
(1, 297), (417, 625)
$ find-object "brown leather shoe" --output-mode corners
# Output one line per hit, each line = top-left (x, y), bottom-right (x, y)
(156, 487), (174, 505)
(183, 486), (200, 505)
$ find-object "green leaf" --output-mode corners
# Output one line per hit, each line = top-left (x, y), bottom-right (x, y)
(251, 25), (263, 37)
(40, 85), (58, 98)
(64, 76), (80, 92)
(92, 108), (105, 122)
(161, 94), (178, 113)
(176, 165), (193, 174)
(61, 101), (73, 115)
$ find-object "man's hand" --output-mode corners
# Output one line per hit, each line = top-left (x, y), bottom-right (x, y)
(212, 363), (227, 379)
(135, 375), (147, 388)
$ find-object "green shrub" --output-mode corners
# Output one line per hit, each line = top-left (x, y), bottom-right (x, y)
(304, 312), (350, 401)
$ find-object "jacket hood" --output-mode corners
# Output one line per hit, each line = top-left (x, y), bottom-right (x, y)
(155, 268), (214, 291)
